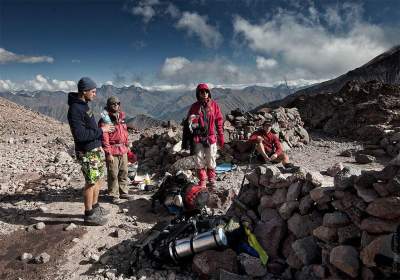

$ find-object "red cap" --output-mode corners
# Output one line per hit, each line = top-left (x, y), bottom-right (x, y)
(196, 83), (209, 91)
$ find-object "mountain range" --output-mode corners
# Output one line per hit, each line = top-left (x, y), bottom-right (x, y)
(0, 84), (290, 126)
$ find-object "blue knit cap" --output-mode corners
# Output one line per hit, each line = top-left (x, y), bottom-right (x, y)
(77, 77), (97, 92)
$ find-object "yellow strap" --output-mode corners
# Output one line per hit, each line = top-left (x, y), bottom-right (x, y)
(244, 225), (269, 266)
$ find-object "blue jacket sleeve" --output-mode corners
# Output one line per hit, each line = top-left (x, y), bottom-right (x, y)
(68, 107), (102, 143)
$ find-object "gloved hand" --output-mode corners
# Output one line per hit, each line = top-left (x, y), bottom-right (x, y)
(217, 134), (224, 148)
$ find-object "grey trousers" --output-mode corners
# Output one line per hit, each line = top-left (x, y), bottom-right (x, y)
(106, 153), (129, 198)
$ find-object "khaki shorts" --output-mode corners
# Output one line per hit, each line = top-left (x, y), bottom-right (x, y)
(194, 143), (218, 169)
(77, 147), (105, 185)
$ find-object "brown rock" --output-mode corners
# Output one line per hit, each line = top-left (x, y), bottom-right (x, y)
(313, 226), (337, 243)
(360, 217), (400, 233)
(366, 197), (400, 219)
(310, 186), (334, 204)
(323, 212), (351, 228)
(360, 234), (392, 267)
(329, 245), (360, 278)
(337, 224), (361, 244)
(254, 217), (286, 258)
(192, 249), (238, 276)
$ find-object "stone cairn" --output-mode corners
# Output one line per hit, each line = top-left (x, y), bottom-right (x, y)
(221, 158), (400, 279)
(132, 125), (191, 174)
(224, 107), (310, 162)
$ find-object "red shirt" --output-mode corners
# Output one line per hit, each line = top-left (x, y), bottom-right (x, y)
(187, 99), (223, 145)
(249, 130), (283, 156)
(99, 111), (129, 156)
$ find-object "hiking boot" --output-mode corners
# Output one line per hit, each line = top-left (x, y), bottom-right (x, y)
(110, 196), (123, 204)
(120, 193), (134, 200)
(93, 205), (110, 216)
(283, 163), (300, 173)
(84, 212), (108, 226)
(207, 181), (217, 191)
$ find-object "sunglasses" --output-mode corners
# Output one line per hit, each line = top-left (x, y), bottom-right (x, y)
(110, 102), (120, 106)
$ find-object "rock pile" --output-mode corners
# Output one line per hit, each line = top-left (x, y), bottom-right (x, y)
(132, 126), (191, 174)
(224, 159), (400, 279)
(285, 80), (400, 158)
(224, 107), (309, 162)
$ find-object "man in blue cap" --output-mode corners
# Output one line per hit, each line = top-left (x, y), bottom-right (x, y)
(67, 77), (114, 226)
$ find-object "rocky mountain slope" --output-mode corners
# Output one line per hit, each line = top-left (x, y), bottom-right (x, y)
(0, 85), (290, 125)
(1, 95), (395, 280)
(259, 45), (400, 109)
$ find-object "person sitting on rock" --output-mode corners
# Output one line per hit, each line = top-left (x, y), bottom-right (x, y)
(99, 96), (133, 204)
(248, 119), (296, 169)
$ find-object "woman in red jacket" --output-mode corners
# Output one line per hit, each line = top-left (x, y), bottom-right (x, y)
(186, 83), (224, 189)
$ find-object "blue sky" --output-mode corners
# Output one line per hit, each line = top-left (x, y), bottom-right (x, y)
(0, 0), (399, 92)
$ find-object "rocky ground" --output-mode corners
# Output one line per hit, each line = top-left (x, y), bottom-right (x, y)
(0, 97), (391, 280)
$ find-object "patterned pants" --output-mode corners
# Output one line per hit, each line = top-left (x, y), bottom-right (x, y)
(77, 147), (105, 185)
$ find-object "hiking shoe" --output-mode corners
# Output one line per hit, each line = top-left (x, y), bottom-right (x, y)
(207, 181), (217, 191)
(111, 197), (123, 204)
(93, 205), (110, 216)
(283, 163), (300, 173)
(120, 193), (134, 200)
(84, 213), (108, 226)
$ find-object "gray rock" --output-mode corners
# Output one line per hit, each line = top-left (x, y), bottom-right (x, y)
(20, 252), (33, 262)
(288, 212), (322, 238)
(278, 201), (299, 220)
(238, 253), (267, 277)
(64, 223), (77, 231)
(355, 153), (376, 164)
(34, 252), (50, 264)
(334, 167), (361, 190)
(35, 222), (46, 230)
(286, 181), (302, 201)
(306, 171), (324, 187)
(292, 236), (320, 265)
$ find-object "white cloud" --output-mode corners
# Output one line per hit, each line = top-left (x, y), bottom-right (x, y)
(0, 48), (54, 64)
(0, 75), (76, 92)
(132, 0), (160, 23)
(160, 57), (191, 77)
(256, 56), (277, 69)
(233, 3), (390, 80)
(166, 3), (180, 19)
(0, 80), (16, 92)
(176, 12), (222, 48)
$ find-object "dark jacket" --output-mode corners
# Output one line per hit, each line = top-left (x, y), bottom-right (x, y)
(67, 92), (102, 153)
